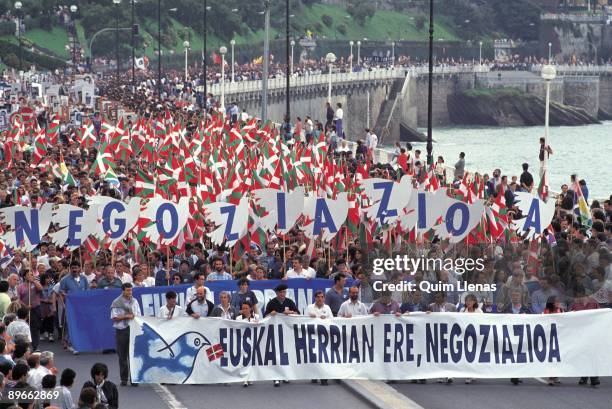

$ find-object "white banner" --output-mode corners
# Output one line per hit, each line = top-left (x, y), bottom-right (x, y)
(129, 310), (612, 384)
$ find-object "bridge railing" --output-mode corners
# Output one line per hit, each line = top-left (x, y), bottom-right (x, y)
(208, 64), (490, 97)
(530, 64), (612, 75)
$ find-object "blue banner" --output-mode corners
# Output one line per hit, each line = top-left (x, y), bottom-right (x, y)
(66, 279), (339, 352)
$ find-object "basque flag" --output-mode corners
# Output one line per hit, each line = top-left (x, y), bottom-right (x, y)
(206, 344), (224, 361)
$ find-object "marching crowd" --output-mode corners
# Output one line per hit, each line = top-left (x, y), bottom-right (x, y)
(0, 66), (609, 406)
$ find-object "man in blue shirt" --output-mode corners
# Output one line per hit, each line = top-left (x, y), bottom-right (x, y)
(59, 261), (89, 294)
(206, 258), (232, 281)
(325, 274), (347, 316)
(530, 277), (560, 314)
(59, 261), (89, 354)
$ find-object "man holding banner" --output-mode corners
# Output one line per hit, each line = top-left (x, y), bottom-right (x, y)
(264, 284), (299, 387)
(110, 283), (141, 386)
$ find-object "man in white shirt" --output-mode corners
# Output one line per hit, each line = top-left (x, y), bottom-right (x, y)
(334, 102), (344, 138)
(110, 283), (142, 386)
(338, 287), (369, 318)
(115, 260), (133, 284)
(83, 260), (96, 284)
(28, 351), (55, 389)
(157, 291), (185, 319)
(285, 256), (316, 279)
(305, 291), (333, 319)
(7, 306), (32, 343)
(365, 129), (378, 162)
(186, 272), (211, 302)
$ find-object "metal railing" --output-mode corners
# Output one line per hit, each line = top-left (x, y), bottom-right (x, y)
(208, 64), (489, 97)
(530, 64), (612, 75)
(540, 12), (605, 23)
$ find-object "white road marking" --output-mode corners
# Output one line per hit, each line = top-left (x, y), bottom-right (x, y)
(535, 377), (549, 385)
(151, 383), (188, 409)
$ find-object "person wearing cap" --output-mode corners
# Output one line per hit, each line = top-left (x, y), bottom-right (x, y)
(264, 284), (299, 318)
(264, 284), (299, 386)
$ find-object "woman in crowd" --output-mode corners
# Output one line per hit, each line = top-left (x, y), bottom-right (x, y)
(40, 274), (56, 342)
(461, 293), (483, 384)
(543, 296), (563, 386)
(82, 362), (119, 409)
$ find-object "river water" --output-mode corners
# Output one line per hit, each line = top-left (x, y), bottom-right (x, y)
(406, 122), (611, 199)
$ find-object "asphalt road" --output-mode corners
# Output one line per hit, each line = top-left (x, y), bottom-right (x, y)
(41, 340), (372, 409)
(41, 338), (611, 409)
(392, 377), (612, 409)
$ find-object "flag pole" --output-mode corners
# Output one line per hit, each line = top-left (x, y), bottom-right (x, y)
(230, 246), (234, 278)
(283, 235), (286, 267)
(27, 251), (32, 323)
(166, 244), (171, 286)
(345, 225), (349, 261)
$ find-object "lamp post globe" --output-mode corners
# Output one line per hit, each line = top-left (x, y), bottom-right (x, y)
(70, 4), (78, 13)
(15, 1), (23, 71)
(220, 46), (227, 55)
(325, 52), (337, 64)
(541, 64), (556, 81)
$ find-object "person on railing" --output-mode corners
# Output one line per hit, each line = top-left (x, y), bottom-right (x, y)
(334, 103), (344, 139)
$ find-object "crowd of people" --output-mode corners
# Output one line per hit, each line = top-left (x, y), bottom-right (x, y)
(0, 60), (609, 405)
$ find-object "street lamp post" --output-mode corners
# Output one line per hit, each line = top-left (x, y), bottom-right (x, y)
(70, 5), (78, 69)
(220, 46), (227, 113)
(426, 0), (434, 166)
(203, 3), (210, 105)
(262, 1), (270, 121)
(14, 1), (22, 72)
(230, 39), (235, 83)
(349, 40), (354, 72)
(357, 40), (361, 66)
(131, 0), (135, 87)
(548, 42), (552, 63)
(541, 65), (556, 179)
(183, 40), (190, 80)
(113, 0), (121, 77)
(157, 0), (161, 97)
(391, 41), (395, 67)
(285, 0), (290, 123)
(479, 41), (483, 65)
(290, 40), (295, 76)
(325, 52), (336, 103)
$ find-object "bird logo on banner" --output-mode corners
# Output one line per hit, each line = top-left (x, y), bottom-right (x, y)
(132, 321), (222, 384)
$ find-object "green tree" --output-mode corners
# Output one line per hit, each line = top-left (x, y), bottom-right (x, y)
(347, 1), (376, 26)
(322, 14), (333, 28)
(415, 15), (425, 31)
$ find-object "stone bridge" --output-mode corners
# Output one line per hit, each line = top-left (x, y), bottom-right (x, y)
(209, 64), (612, 143)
